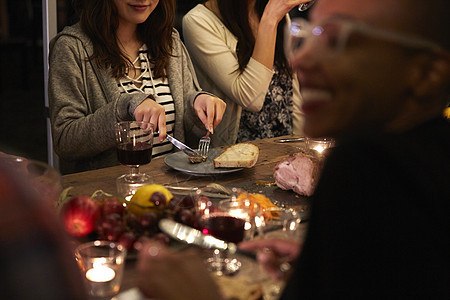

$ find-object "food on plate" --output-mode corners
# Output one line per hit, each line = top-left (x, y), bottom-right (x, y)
(213, 143), (259, 168)
(61, 195), (100, 237)
(128, 184), (173, 216)
(255, 179), (277, 187)
(188, 155), (207, 163)
(237, 192), (278, 219)
(273, 151), (324, 196)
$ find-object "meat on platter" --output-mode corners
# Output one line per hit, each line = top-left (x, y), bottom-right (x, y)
(273, 151), (325, 197)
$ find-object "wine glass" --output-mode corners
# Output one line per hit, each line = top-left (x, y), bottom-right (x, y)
(195, 190), (260, 276)
(115, 121), (154, 200)
(298, 0), (316, 11)
(258, 207), (302, 299)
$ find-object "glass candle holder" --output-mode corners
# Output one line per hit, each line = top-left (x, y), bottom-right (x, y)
(306, 138), (335, 155)
(75, 240), (127, 298)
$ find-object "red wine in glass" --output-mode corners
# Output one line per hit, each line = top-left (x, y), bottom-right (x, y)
(117, 142), (152, 166)
(200, 213), (245, 244)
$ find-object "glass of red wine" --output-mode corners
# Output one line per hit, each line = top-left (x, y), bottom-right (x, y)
(196, 190), (260, 276)
(115, 121), (154, 200)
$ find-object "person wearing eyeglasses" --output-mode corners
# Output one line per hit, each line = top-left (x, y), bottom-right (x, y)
(182, 0), (311, 147)
(239, 0), (450, 298)
(135, 0), (449, 299)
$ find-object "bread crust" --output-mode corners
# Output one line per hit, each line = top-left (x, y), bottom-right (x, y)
(213, 143), (259, 168)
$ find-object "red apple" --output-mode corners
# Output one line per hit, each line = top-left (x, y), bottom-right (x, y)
(62, 195), (100, 237)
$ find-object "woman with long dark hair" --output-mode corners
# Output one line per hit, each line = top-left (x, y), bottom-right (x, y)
(49, 0), (226, 174)
(183, 0), (307, 147)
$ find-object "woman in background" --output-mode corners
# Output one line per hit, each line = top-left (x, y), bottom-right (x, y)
(49, 0), (225, 174)
(182, 0), (307, 147)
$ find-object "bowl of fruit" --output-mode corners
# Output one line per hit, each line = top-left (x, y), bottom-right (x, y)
(60, 184), (199, 254)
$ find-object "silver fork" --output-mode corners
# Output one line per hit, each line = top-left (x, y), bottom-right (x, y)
(198, 131), (211, 156)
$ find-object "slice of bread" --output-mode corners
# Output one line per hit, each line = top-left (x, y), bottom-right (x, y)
(213, 143), (259, 168)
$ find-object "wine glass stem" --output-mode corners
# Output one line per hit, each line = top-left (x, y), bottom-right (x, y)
(130, 166), (139, 175)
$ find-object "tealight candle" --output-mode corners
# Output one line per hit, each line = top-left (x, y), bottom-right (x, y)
(75, 241), (126, 298)
(307, 138), (335, 155)
(86, 261), (115, 282)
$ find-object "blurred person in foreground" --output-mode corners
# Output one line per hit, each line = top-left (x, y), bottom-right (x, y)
(48, 0), (225, 174)
(136, 0), (450, 298)
(0, 161), (86, 299)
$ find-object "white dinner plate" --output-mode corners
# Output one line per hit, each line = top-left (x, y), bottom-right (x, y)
(164, 149), (243, 176)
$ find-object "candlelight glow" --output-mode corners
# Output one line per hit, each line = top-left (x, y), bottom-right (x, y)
(86, 260), (115, 282)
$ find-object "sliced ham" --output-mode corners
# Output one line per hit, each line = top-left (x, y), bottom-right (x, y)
(273, 151), (324, 197)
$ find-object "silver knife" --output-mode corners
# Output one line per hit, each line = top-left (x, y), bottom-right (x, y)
(274, 137), (307, 143)
(166, 134), (202, 157)
(158, 219), (255, 259)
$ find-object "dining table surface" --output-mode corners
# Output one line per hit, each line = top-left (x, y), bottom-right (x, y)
(62, 135), (311, 300)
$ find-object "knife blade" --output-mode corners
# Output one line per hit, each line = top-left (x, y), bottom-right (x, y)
(158, 219), (255, 259)
(273, 137), (307, 143)
(166, 134), (202, 157)
(163, 185), (231, 199)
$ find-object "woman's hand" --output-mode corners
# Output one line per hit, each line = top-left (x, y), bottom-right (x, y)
(193, 94), (226, 133)
(239, 239), (301, 280)
(137, 241), (224, 300)
(263, 0), (311, 23)
(134, 98), (167, 141)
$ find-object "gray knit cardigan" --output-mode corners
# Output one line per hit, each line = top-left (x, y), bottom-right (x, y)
(48, 23), (208, 174)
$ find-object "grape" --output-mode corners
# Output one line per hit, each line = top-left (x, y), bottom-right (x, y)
(140, 211), (158, 230)
(179, 195), (195, 208)
(150, 192), (166, 207)
(167, 196), (182, 210)
(106, 224), (125, 242)
(118, 231), (137, 251)
(124, 212), (140, 230)
(153, 233), (170, 246)
(102, 197), (125, 216)
(176, 209), (196, 227)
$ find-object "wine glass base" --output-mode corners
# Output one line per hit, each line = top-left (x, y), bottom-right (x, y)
(204, 256), (242, 276)
(116, 173), (152, 200)
(119, 173), (152, 184)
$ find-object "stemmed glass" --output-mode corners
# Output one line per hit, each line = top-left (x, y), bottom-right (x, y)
(196, 190), (260, 276)
(115, 121), (154, 200)
(298, 0), (317, 11)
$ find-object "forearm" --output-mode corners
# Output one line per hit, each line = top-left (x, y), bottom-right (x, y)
(252, 16), (279, 70)
(183, 14), (273, 111)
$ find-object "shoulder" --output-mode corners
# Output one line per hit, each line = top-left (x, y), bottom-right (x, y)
(50, 23), (92, 55)
(183, 4), (225, 32)
(170, 28), (185, 55)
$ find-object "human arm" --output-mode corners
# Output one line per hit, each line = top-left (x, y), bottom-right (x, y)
(168, 30), (226, 140)
(182, 8), (273, 112)
(48, 35), (150, 160)
(182, 2), (305, 112)
(239, 238), (301, 280)
(193, 93), (226, 133)
(253, 0), (307, 69)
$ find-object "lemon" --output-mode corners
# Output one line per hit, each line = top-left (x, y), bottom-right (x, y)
(444, 107), (450, 119)
(128, 184), (173, 216)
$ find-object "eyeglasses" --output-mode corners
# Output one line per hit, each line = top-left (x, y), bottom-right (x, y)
(284, 17), (443, 60)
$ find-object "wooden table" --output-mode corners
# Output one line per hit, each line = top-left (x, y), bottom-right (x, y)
(62, 136), (309, 299)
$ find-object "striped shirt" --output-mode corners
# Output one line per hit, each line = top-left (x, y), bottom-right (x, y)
(117, 44), (174, 158)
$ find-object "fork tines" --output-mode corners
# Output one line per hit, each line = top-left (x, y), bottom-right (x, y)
(198, 131), (211, 157)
